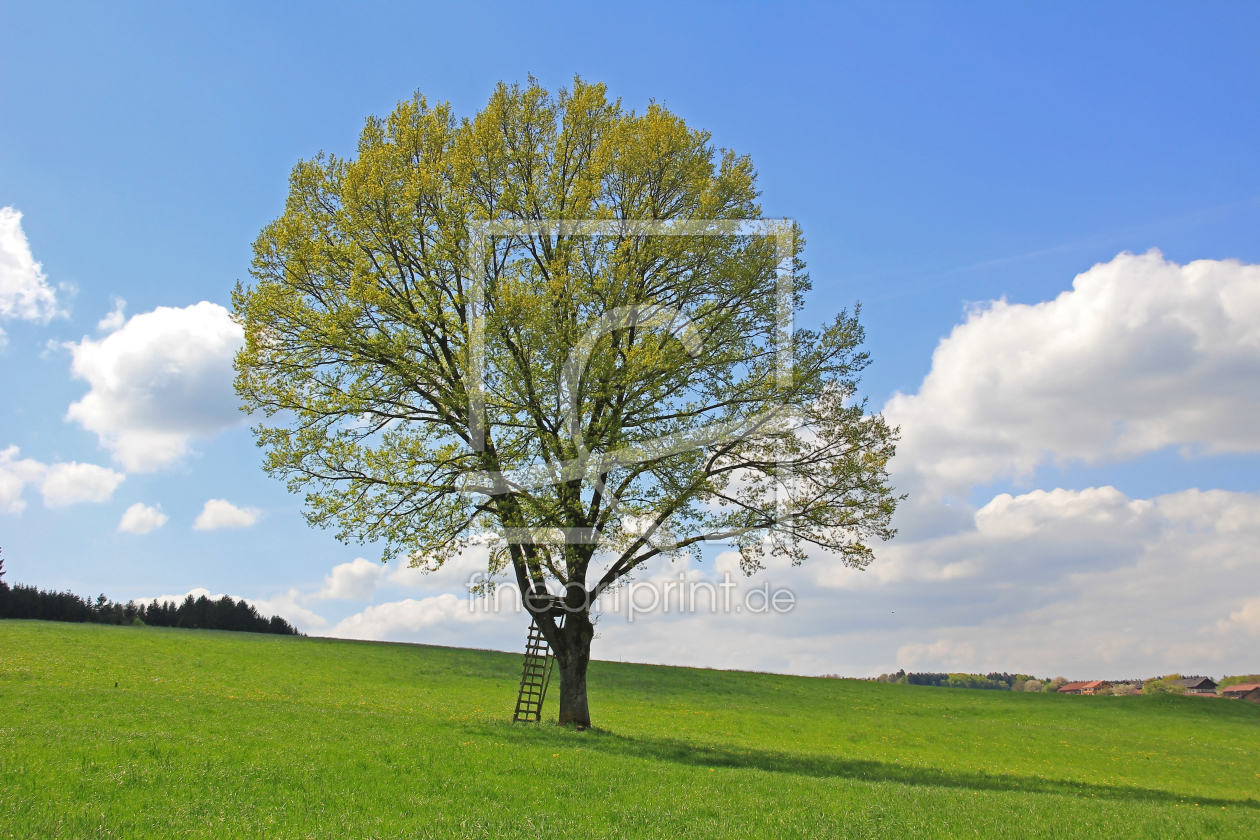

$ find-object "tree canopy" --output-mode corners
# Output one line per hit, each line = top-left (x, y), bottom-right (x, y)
(234, 78), (900, 725)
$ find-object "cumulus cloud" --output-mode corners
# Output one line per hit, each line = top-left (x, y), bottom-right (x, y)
(312, 558), (387, 601)
(290, 485), (1260, 678)
(65, 302), (245, 471)
(788, 250), (1260, 676)
(835, 486), (1161, 589)
(885, 251), (1260, 500)
(118, 502), (168, 534)
(327, 593), (503, 641)
(387, 542), (495, 590)
(232, 251), (1260, 680)
(874, 487), (1260, 676)
(142, 587), (222, 605)
(1217, 597), (1260, 636)
(97, 298), (126, 332)
(0, 447), (43, 514)
(0, 207), (61, 345)
(193, 499), (260, 530)
(0, 446), (124, 513)
(39, 461), (127, 507)
(248, 589), (329, 631)
(556, 486), (1260, 678)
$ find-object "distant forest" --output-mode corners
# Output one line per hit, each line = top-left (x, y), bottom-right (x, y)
(0, 549), (300, 636)
(876, 670), (1037, 690)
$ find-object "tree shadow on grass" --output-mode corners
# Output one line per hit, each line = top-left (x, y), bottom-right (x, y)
(475, 721), (1259, 811)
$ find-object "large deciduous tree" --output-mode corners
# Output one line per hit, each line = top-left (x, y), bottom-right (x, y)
(234, 79), (900, 727)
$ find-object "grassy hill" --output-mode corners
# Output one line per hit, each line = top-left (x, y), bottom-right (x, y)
(2, 620), (1257, 838)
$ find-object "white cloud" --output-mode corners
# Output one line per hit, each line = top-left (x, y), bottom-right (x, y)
(65, 301), (245, 471)
(0, 207), (61, 345)
(885, 251), (1260, 500)
(0, 446), (124, 513)
(193, 499), (261, 530)
(39, 461), (126, 507)
(327, 593), (503, 641)
(211, 252), (1260, 681)
(286, 485), (1260, 679)
(387, 541), (494, 590)
(118, 502), (168, 534)
(1217, 597), (1260, 636)
(248, 589), (329, 631)
(0, 446), (45, 514)
(780, 250), (1260, 677)
(141, 587), (222, 605)
(877, 488), (1260, 677)
(569, 486), (1260, 679)
(839, 485), (1260, 677)
(216, 485), (1256, 682)
(97, 298), (126, 332)
(312, 557), (387, 601)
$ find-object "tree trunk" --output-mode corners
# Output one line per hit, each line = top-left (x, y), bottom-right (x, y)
(555, 610), (594, 727)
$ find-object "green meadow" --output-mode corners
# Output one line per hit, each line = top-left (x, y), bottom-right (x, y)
(1, 620), (1257, 838)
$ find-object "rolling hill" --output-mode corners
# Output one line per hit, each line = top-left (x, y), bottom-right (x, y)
(2, 620), (1257, 838)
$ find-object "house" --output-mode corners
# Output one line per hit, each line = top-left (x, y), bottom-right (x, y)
(1057, 680), (1110, 695)
(1178, 676), (1217, 695)
(1222, 683), (1260, 701)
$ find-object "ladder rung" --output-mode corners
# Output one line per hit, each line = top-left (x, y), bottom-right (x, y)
(513, 615), (566, 723)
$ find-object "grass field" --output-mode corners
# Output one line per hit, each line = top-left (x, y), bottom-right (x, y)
(2, 620), (1258, 838)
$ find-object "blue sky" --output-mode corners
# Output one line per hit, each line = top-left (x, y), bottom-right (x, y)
(2, 1), (1259, 677)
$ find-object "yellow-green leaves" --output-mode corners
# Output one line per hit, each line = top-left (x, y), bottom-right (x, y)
(234, 77), (898, 603)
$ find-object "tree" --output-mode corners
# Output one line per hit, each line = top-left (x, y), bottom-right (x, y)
(1217, 674), (1260, 692)
(234, 79), (901, 727)
(1141, 674), (1185, 695)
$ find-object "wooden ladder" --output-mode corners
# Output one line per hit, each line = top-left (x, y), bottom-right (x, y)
(513, 616), (562, 723)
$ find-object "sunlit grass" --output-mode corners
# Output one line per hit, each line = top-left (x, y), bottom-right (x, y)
(2, 620), (1257, 838)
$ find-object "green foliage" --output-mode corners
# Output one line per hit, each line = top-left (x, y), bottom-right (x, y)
(878, 671), (1038, 690)
(1143, 675), (1187, 696)
(1218, 674), (1260, 691)
(233, 77), (900, 606)
(138, 594), (301, 635)
(944, 673), (1008, 690)
(3, 621), (1258, 838)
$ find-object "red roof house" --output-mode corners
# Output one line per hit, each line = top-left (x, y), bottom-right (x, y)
(1222, 683), (1260, 700)
(1057, 681), (1110, 695)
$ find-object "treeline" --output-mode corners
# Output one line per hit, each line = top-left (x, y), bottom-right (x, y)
(0, 550), (300, 636)
(875, 669), (1260, 695)
(1218, 674), (1260, 690)
(876, 670), (1040, 690)
(139, 594), (299, 635)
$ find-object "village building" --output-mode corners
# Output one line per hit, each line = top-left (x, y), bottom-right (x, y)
(1222, 683), (1260, 701)
(1178, 676), (1217, 695)
(1057, 680), (1110, 695)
